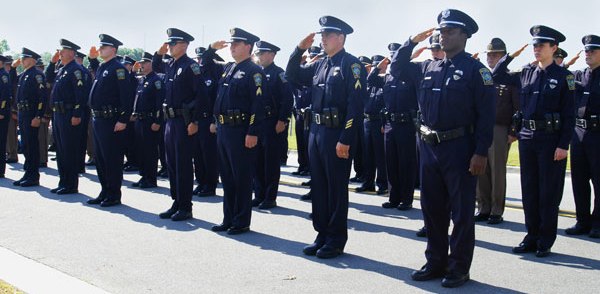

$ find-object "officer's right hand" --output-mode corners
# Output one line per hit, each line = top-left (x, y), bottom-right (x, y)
(89, 46), (99, 59)
(336, 142), (350, 159)
(410, 28), (435, 44)
(210, 41), (228, 51)
(245, 135), (258, 148)
(377, 58), (390, 71)
(51, 50), (60, 63)
(31, 117), (41, 128)
(209, 123), (217, 134)
(12, 59), (21, 68)
(157, 43), (168, 55)
(510, 44), (529, 58)
(298, 33), (316, 50)
(114, 122), (126, 132)
(565, 50), (582, 67)
(187, 122), (198, 136)
(472, 52), (480, 61)
(410, 47), (427, 60)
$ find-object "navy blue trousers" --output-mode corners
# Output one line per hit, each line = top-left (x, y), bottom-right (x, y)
(254, 117), (283, 202)
(419, 135), (476, 274)
(54, 111), (82, 189)
(363, 119), (388, 189)
(384, 122), (417, 204)
(571, 131), (600, 228)
(309, 124), (354, 249)
(77, 107), (90, 173)
(519, 136), (566, 250)
(164, 117), (194, 212)
(18, 112), (40, 181)
(294, 115), (309, 172)
(217, 124), (257, 228)
(134, 119), (159, 185)
(0, 116), (8, 175)
(193, 118), (219, 191)
(92, 117), (126, 200)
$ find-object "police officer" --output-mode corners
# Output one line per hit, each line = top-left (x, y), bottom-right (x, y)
(357, 54), (388, 195)
(121, 55), (139, 173)
(566, 35), (600, 238)
(395, 10), (495, 287)
(86, 34), (133, 207)
(36, 58), (51, 169)
(47, 39), (87, 194)
(0, 55), (11, 178)
(493, 26), (574, 258)
(252, 40), (294, 209)
(74, 51), (93, 174)
(370, 43), (419, 211)
(207, 28), (265, 234)
(131, 52), (164, 189)
(286, 16), (366, 259)
(554, 48), (568, 66)
(475, 38), (520, 224)
(5, 57), (18, 164)
(13, 48), (48, 187)
(153, 28), (206, 221)
(192, 46), (223, 197)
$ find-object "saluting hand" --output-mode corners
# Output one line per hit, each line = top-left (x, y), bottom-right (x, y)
(410, 28), (435, 44)
(157, 43), (168, 55)
(187, 122), (198, 136)
(410, 47), (427, 60)
(377, 57), (390, 71)
(89, 46), (99, 59)
(245, 135), (258, 148)
(510, 44), (529, 58)
(298, 33), (316, 50)
(468, 154), (487, 176)
(114, 122), (126, 132)
(565, 50), (582, 67)
(210, 40), (228, 51)
(51, 50), (60, 64)
(554, 148), (568, 161)
(472, 52), (480, 61)
(11, 59), (21, 68)
(336, 142), (350, 159)
(133, 62), (141, 73)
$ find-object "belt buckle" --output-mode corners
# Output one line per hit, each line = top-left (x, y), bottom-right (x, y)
(577, 118), (587, 129)
(314, 113), (321, 125)
(218, 115), (224, 124)
(528, 120), (536, 131)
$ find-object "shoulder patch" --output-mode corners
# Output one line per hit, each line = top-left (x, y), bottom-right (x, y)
(479, 68), (493, 86)
(350, 63), (361, 79)
(116, 68), (126, 80)
(155, 80), (162, 90)
(1, 75), (7, 84)
(279, 72), (287, 83)
(190, 63), (201, 75)
(74, 70), (82, 80)
(566, 74), (575, 91)
(253, 73), (262, 87)
(35, 75), (44, 84)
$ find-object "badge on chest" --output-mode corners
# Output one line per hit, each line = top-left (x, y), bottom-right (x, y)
(548, 78), (558, 89)
(234, 71), (246, 79)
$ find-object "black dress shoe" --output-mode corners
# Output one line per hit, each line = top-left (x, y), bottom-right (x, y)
(512, 242), (536, 254)
(411, 265), (445, 281)
(227, 226), (250, 235)
(131, 180), (142, 187)
(50, 187), (63, 193)
(349, 176), (364, 183)
(291, 170), (303, 176)
(441, 272), (470, 288)
(382, 201), (399, 209)
(159, 204), (178, 219)
(397, 203), (413, 211)
(39, 162), (47, 168)
(171, 210), (193, 221)
(258, 201), (277, 210)
(139, 182), (157, 189)
(300, 192), (312, 201)
(251, 198), (263, 207)
(57, 188), (78, 195)
(376, 188), (388, 195)
(565, 223), (591, 235)
(416, 226), (427, 237)
(589, 228), (600, 238)
(197, 189), (216, 197)
(6, 158), (18, 163)
(157, 168), (168, 178)
(13, 178), (26, 186)
(488, 215), (503, 224)
(100, 199), (122, 207)
(301, 180), (311, 186)
(87, 196), (106, 205)
(316, 245), (343, 259)
(211, 223), (231, 232)
(535, 248), (551, 258)
(299, 170), (310, 176)
(474, 212), (490, 222)
(355, 185), (375, 193)
(85, 159), (95, 166)
(123, 165), (139, 172)
(192, 186), (202, 195)
(19, 180), (39, 187)
(302, 242), (324, 256)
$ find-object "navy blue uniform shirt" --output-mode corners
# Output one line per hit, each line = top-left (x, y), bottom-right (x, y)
(263, 63), (293, 122)
(49, 60), (87, 117)
(88, 57), (133, 123)
(16, 66), (47, 118)
(133, 71), (165, 125)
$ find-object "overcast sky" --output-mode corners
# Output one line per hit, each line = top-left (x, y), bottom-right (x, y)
(1, 0), (598, 70)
